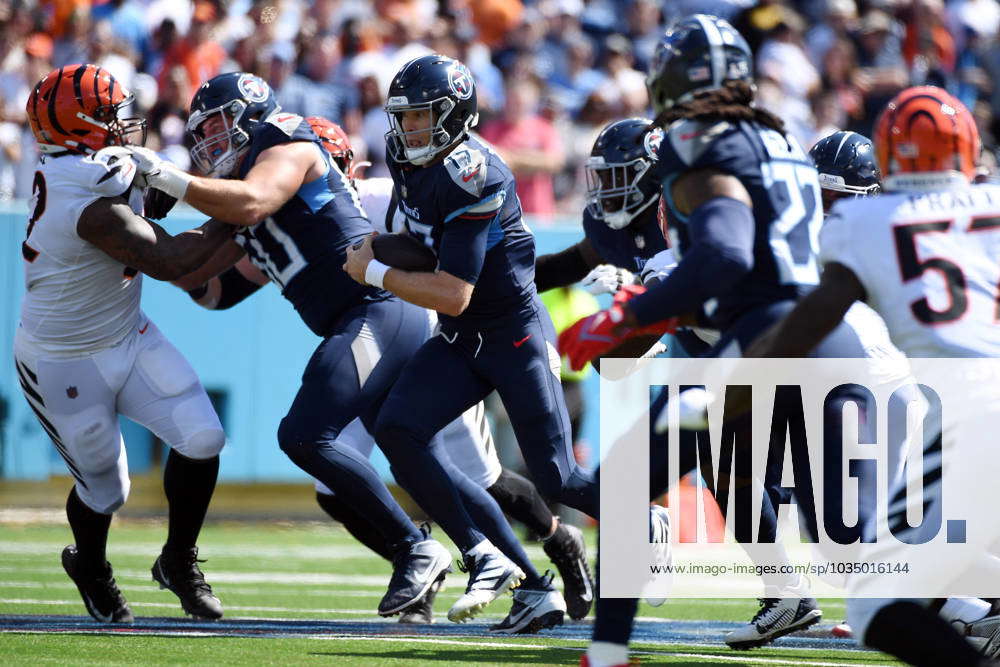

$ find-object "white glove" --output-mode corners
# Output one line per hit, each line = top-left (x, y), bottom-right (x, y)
(127, 146), (193, 200)
(581, 264), (634, 295)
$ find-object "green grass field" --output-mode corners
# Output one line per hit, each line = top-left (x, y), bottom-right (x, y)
(0, 519), (901, 666)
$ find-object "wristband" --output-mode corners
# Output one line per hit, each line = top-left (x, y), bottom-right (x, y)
(151, 165), (193, 200)
(365, 259), (391, 288)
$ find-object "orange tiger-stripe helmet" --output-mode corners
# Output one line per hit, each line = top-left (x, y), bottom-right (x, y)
(874, 85), (980, 189)
(26, 64), (146, 155)
(306, 116), (355, 177)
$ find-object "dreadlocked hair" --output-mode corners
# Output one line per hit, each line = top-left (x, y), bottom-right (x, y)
(652, 80), (785, 135)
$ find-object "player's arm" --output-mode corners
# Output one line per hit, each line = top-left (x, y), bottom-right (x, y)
(180, 256), (269, 310)
(77, 197), (235, 281)
(535, 237), (604, 291)
(128, 142), (320, 226)
(745, 262), (866, 357)
(621, 168), (755, 327)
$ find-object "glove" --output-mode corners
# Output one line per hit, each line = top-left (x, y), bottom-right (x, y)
(127, 146), (193, 200)
(558, 285), (678, 371)
(580, 264), (634, 295)
(143, 187), (178, 220)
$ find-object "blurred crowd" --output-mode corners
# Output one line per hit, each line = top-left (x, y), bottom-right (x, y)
(2, 0), (1000, 219)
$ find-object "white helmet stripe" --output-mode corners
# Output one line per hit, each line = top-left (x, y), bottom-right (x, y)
(832, 130), (857, 163)
(696, 14), (726, 91)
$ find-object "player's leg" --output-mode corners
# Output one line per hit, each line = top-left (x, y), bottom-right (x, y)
(374, 333), (526, 621)
(116, 321), (225, 619)
(13, 335), (133, 623)
(485, 308), (597, 518)
(313, 418), (394, 561)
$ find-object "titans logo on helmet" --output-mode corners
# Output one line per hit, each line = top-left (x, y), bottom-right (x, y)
(237, 74), (270, 103)
(644, 127), (665, 159)
(448, 64), (474, 101)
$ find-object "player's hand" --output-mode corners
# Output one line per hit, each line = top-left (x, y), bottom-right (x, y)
(126, 146), (192, 200)
(143, 187), (177, 220)
(343, 233), (375, 284)
(581, 264), (634, 295)
(558, 285), (678, 371)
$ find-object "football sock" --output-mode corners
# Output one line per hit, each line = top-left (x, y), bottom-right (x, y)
(864, 601), (985, 666)
(65, 487), (112, 573)
(163, 450), (218, 552)
(591, 556), (639, 645)
(315, 491), (393, 561)
(586, 642), (629, 667)
(487, 468), (555, 538)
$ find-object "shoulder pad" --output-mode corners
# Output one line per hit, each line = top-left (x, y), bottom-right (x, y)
(265, 112), (306, 137)
(444, 145), (488, 196)
(663, 119), (733, 167)
(80, 147), (137, 198)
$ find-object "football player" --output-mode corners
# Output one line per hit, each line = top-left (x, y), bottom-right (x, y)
(342, 53), (595, 625)
(179, 115), (593, 625)
(16, 65), (232, 623)
(129, 73), (559, 627)
(557, 16), (899, 666)
(748, 87), (1000, 666)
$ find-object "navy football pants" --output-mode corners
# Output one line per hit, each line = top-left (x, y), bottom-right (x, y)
(376, 305), (597, 553)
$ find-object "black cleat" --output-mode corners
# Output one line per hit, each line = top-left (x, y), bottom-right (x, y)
(378, 536), (452, 617)
(398, 571), (446, 624)
(152, 546), (223, 620)
(543, 520), (594, 620)
(62, 545), (133, 624)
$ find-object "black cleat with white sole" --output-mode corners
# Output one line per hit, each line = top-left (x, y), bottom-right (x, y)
(725, 596), (822, 649)
(542, 521), (593, 620)
(378, 536), (452, 617)
(152, 546), (223, 620)
(490, 571), (566, 634)
(62, 545), (133, 624)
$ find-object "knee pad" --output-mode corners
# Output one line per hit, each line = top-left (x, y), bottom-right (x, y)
(178, 427), (226, 459)
(68, 408), (121, 476)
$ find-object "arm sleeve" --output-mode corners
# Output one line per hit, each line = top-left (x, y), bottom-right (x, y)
(214, 266), (265, 310)
(436, 190), (505, 284)
(629, 196), (755, 325)
(535, 242), (593, 292)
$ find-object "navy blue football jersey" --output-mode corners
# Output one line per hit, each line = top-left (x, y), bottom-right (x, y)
(657, 118), (823, 328)
(233, 113), (388, 336)
(387, 135), (537, 328)
(582, 207), (667, 275)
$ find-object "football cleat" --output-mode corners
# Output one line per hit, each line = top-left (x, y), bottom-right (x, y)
(152, 546), (223, 620)
(542, 520), (594, 620)
(447, 546), (525, 623)
(645, 504), (672, 607)
(62, 545), (133, 624)
(725, 595), (822, 649)
(960, 614), (1000, 658)
(490, 571), (566, 634)
(398, 570), (446, 624)
(378, 536), (452, 617)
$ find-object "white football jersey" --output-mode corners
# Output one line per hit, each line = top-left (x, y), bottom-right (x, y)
(356, 177), (394, 235)
(821, 184), (1000, 357)
(19, 147), (145, 356)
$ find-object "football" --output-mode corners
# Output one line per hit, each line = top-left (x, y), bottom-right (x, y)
(370, 233), (438, 272)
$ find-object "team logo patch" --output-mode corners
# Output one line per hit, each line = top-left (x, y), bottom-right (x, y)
(66, 386), (78, 399)
(448, 64), (474, 100)
(238, 74), (270, 103)
(644, 127), (664, 158)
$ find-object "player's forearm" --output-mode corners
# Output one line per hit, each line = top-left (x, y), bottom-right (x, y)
(157, 220), (239, 281)
(182, 178), (276, 226)
(172, 237), (245, 290)
(535, 241), (598, 292)
(383, 270), (471, 317)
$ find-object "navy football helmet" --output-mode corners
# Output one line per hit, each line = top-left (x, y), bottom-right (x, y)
(384, 54), (479, 166)
(585, 118), (664, 230)
(186, 72), (280, 177)
(808, 130), (881, 212)
(646, 14), (753, 114)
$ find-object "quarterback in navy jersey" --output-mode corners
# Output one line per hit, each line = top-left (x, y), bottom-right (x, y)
(344, 56), (597, 542)
(534, 118), (668, 295)
(128, 73), (550, 627)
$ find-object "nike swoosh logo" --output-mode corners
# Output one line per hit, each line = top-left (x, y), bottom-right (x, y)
(461, 167), (481, 182)
(513, 335), (531, 348)
(138, 322), (149, 334)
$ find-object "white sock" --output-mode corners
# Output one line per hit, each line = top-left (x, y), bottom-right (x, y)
(587, 641), (628, 667)
(940, 597), (991, 624)
(466, 539), (495, 560)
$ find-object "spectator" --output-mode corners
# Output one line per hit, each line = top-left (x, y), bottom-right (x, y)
(550, 33), (606, 119)
(91, 0), (149, 68)
(52, 7), (90, 67)
(276, 34), (360, 133)
(89, 20), (137, 92)
(903, 0), (956, 85)
(480, 76), (565, 223)
(852, 8), (908, 133)
(805, 0), (858, 69)
(600, 33), (647, 116)
(756, 7), (820, 147)
(624, 0), (662, 72)
(158, 1), (226, 97)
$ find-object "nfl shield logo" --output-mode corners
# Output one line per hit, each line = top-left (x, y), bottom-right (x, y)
(448, 64), (474, 101)
(66, 386), (78, 399)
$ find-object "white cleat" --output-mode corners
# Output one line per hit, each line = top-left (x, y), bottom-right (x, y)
(490, 572), (566, 634)
(447, 546), (525, 623)
(725, 579), (822, 650)
(645, 504), (672, 607)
